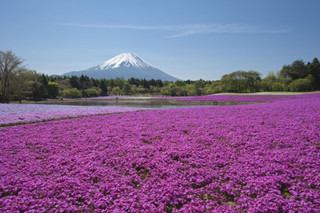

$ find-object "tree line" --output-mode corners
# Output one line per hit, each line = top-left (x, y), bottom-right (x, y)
(1, 50), (320, 103)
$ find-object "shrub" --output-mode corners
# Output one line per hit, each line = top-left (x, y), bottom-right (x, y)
(62, 88), (82, 98)
(288, 75), (313, 92)
(271, 82), (284, 91)
(85, 87), (101, 97)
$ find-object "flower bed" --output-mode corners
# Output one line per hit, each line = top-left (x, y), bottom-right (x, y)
(154, 94), (297, 103)
(0, 93), (320, 212)
(0, 104), (144, 126)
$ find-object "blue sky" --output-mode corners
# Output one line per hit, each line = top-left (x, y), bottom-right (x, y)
(1, 0), (319, 80)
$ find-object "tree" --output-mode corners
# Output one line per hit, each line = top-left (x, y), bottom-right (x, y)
(142, 78), (150, 89)
(123, 83), (132, 95)
(261, 73), (277, 91)
(175, 81), (186, 87)
(223, 71), (247, 92)
(63, 88), (82, 98)
(85, 87), (101, 97)
(39, 74), (48, 86)
(246, 71), (261, 92)
(288, 74), (314, 92)
(0, 51), (23, 102)
(111, 86), (121, 95)
(260, 72), (288, 92)
(47, 82), (60, 98)
(280, 60), (308, 80)
(114, 78), (125, 89)
(30, 81), (47, 101)
(291, 60), (308, 80)
(79, 75), (91, 90)
(271, 82), (284, 91)
(155, 79), (163, 87)
(99, 80), (108, 96)
(204, 81), (221, 94)
(70, 76), (80, 89)
(13, 68), (36, 103)
(307, 57), (320, 90)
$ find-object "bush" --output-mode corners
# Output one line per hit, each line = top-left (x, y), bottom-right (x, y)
(288, 75), (313, 92)
(62, 88), (82, 98)
(271, 82), (284, 91)
(85, 87), (101, 97)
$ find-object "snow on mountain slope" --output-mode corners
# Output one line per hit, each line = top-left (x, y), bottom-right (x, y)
(100, 53), (154, 69)
(63, 53), (180, 81)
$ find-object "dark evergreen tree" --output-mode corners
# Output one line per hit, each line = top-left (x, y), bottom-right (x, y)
(280, 60), (308, 80)
(156, 79), (163, 87)
(307, 57), (320, 90)
(70, 76), (80, 89)
(79, 75), (91, 90)
(91, 78), (99, 87)
(39, 74), (48, 86)
(142, 78), (150, 89)
(109, 79), (115, 87)
(100, 80), (108, 96)
(31, 81), (47, 101)
(150, 79), (156, 86)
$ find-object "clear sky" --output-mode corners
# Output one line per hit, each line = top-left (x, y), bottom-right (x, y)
(1, 0), (319, 80)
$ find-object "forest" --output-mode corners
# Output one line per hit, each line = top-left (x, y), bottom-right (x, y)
(1, 50), (320, 103)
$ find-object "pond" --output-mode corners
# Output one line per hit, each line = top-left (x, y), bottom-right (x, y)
(31, 97), (220, 109)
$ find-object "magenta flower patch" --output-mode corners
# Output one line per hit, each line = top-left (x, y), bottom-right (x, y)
(0, 93), (320, 212)
(0, 104), (145, 126)
(154, 94), (297, 103)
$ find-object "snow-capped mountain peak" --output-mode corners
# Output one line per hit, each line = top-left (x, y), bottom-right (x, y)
(62, 53), (180, 81)
(100, 53), (154, 69)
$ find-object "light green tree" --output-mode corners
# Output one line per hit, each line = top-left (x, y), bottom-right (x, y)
(47, 82), (60, 98)
(63, 88), (82, 98)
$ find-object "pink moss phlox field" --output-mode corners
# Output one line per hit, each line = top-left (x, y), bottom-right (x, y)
(154, 94), (298, 103)
(0, 104), (144, 126)
(1, 93), (320, 212)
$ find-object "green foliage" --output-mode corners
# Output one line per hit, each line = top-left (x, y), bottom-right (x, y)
(220, 70), (261, 93)
(175, 81), (186, 87)
(190, 84), (201, 96)
(114, 78), (125, 89)
(2, 50), (320, 101)
(79, 75), (91, 90)
(122, 83), (132, 95)
(0, 51), (23, 102)
(204, 82), (221, 94)
(47, 82), (60, 98)
(84, 87), (101, 97)
(62, 88), (82, 98)
(99, 80), (108, 96)
(39, 74), (48, 86)
(30, 81), (47, 101)
(288, 75), (313, 92)
(280, 60), (308, 80)
(307, 57), (320, 90)
(246, 71), (261, 92)
(69, 76), (80, 89)
(271, 82), (284, 91)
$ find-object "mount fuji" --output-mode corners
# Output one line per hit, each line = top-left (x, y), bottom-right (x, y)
(62, 53), (180, 81)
